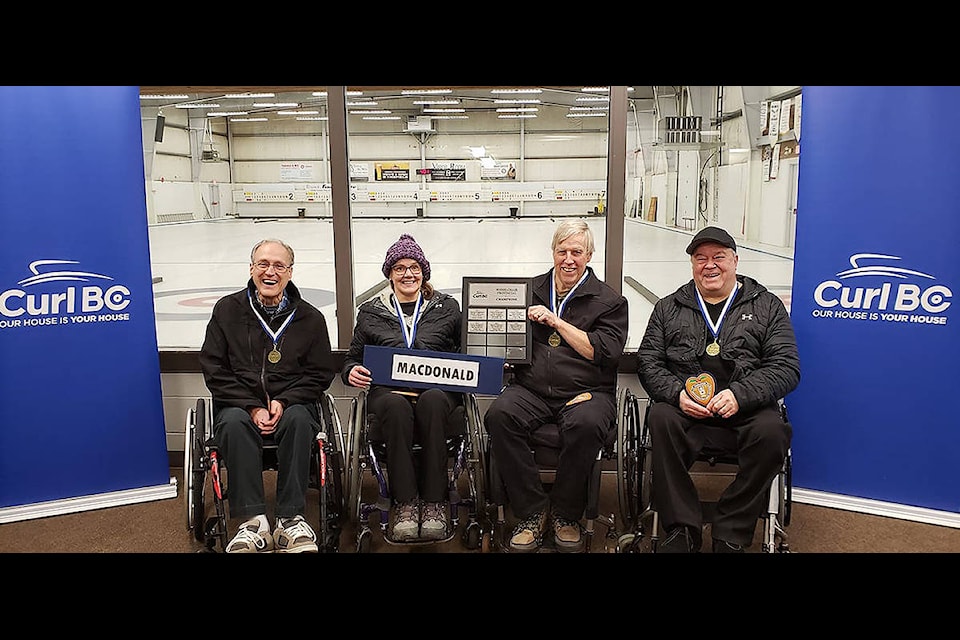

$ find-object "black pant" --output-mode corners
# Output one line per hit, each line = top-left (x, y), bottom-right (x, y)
(214, 403), (318, 521)
(367, 387), (462, 504)
(484, 384), (616, 521)
(647, 402), (791, 546)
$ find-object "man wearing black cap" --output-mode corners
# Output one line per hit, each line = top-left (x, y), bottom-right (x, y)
(636, 226), (800, 553)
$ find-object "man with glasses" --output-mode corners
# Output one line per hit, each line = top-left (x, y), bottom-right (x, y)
(636, 226), (800, 553)
(199, 238), (336, 553)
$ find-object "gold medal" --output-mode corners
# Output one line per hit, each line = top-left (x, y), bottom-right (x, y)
(548, 332), (561, 347)
(705, 341), (720, 357)
(268, 349), (282, 364)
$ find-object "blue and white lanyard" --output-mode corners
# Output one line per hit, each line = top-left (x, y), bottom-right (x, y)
(551, 268), (590, 318)
(392, 292), (422, 348)
(695, 283), (739, 343)
(248, 291), (296, 350)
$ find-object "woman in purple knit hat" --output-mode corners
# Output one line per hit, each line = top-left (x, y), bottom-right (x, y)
(341, 234), (463, 543)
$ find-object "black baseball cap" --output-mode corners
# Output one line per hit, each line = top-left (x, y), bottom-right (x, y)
(685, 226), (737, 255)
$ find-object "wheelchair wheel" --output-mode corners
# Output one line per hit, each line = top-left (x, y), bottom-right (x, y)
(464, 393), (489, 530)
(186, 398), (208, 542)
(356, 527), (372, 553)
(462, 521), (482, 550)
(616, 389), (641, 529)
(346, 393), (367, 524)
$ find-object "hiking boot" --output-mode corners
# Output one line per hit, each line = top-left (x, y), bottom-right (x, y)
(392, 500), (420, 541)
(712, 538), (745, 553)
(419, 501), (449, 540)
(225, 517), (275, 553)
(658, 526), (701, 553)
(552, 514), (585, 553)
(509, 510), (547, 553)
(274, 515), (318, 553)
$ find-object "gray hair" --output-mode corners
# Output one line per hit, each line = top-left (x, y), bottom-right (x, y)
(552, 219), (594, 255)
(250, 238), (295, 265)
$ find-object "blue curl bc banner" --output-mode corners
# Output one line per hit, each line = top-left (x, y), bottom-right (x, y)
(0, 87), (174, 520)
(789, 86), (959, 518)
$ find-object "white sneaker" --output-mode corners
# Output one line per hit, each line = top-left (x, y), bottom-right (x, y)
(225, 518), (275, 553)
(391, 501), (420, 541)
(419, 502), (449, 540)
(274, 515), (318, 553)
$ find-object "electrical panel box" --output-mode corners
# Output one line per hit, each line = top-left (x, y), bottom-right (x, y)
(405, 116), (435, 133)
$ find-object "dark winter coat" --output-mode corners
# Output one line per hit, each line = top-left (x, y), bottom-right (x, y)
(637, 274), (800, 413)
(200, 280), (336, 411)
(340, 288), (462, 391)
(512, 267), (628, 401)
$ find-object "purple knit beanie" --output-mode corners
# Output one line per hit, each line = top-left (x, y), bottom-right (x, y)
(382, 233), (431, 281)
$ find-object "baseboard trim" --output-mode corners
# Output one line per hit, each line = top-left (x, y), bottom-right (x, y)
(792, 488), (960, 529)
(0, 478), (179, 524)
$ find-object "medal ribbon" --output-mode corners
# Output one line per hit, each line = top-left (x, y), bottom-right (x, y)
(695, 283), (738, 345)
(248, 291), (296, 352)
(550, 267), (590, 319)
(392, 292), (422, 349)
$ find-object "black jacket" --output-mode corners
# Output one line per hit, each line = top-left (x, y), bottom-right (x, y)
(341, 288), (462, 390)
(512, 267), (628, 401)
(200, 280), (335, 411)
(637, 274), (800, 413)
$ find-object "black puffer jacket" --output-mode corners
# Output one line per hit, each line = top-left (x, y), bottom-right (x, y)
(637, 274), (800, 413)
(341, 288), (462, 391)
(512, 267), (628, 401)
(200, 280), (336, 411)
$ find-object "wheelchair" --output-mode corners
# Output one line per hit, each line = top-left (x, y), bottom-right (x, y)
(484, 386), (638, 553)
(343, 388), (489, 552)
(183, 392), (347, 553)
(615, 394), (792, 553)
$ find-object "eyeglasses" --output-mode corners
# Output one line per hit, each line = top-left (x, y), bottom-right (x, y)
(253, 261), (292, 274)
(392, 264), (422, 276)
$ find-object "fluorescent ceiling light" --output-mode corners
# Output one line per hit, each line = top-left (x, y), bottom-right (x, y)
(569, 106), (608, 111)
(312, 91), (363, 97)
(349, 110), (391, 115)
(225, 93), (275, 98)
(277, 110), (319, 115)
(423, 108), (465, 113)
(362, 116), (401, 120)
(576, 96), (610, 102)
(431, 115), (468, 120)
(565, 112), (607, 118)
(494, 99), (541, 105)
(253, 102), (299, 108)
(490, 88), (542, 94)
(497, 107), (538, 113)
(140, 94), (188, 100)
(412, 99), (460, 105)
(581, 87), (609, 92)
(296, 116), (328, 121)
(346, 101), (379, 107)
(230, 117), (269, 122)
(176, 103), (220, 109)
(499, 114), (537, 119)
(401, 89), (453, 95)
(207, 111), (248, 117)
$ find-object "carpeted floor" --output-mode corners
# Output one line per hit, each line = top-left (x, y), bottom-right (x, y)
(1, 464), (958, 554)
